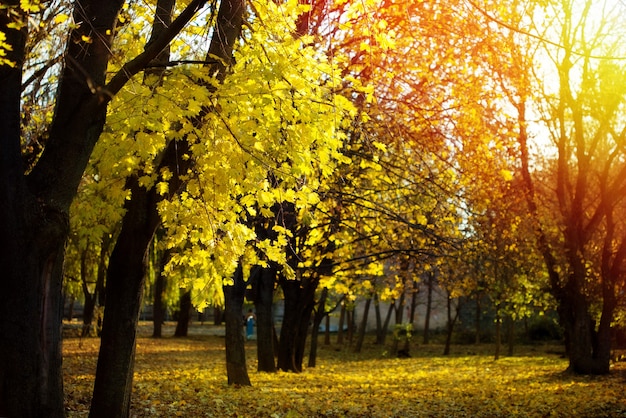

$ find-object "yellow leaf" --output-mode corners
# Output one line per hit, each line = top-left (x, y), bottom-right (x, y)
(54, 14), (69, 24)
(500, 169), (513, 181)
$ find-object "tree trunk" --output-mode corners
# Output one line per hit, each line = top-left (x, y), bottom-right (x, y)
(561, 291), (613, 374)
(494, 313), (502, 360)
(346, 308), (355, 345)
(336, 302), (346, 345)
(408, 279), (418, 325)
(443, 294), (460, 356)
(507, 315), (515, 357)
(374, 294), (383, 344)
(81, 251), (97, 338)
(277, 273), (318, 372)
(354, 293), (372, 353)
(224, 263), (251, 386)
(278, 279), (301, 371)
(423, 271), (434, 344)
(254, 267), (277, 372)
(214, 306), (223, 325)
(324, 315), (331, 345)
(89, 175), (160, 418)
(308, 287), (328, 367)
(152, 248), (169, 338)
(475, 294), (482, 344)
(376, 299), (395, 345)
(67, 295), (76, 321)
(174, 289), (192, 337)
(0, 2), (124, 416)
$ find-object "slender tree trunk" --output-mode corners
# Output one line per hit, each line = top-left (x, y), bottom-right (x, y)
(336, 302), (346, 345)
(346, 309), (355, 345)
(507, 315), (515, 357)
(214, 306), (223, 325)
(67, 295), (76, 321)
(443, 294), (460, 356)
(354, 293), (372, 353)
(308, 287), (328, 367)
(475, 294), (482, 344)
(278, 280), (300, 371)
(174, 289), (192, 337)
(152, 247), (169, 338)
(391, 293), (405, 355)
(377, 300), (395, 345)
(423, 272), (434, 344)
(408, 279), (418, 325)
(254, 267), (277, 372)
(494, 313), (502, 360)
(80, 247), (101, 337)
(224, 263), (251, 385)
(374, 294), (383, 344)
(324, 315), (331, 345)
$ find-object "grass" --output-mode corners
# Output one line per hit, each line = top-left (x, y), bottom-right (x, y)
(64, 322), (626, 417)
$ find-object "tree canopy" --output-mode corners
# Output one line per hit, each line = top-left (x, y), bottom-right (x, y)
(2, 0), (626, 415)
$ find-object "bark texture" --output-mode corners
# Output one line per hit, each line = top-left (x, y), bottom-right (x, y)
(224, 264), (251, 385)
(0, 2), (122, 416)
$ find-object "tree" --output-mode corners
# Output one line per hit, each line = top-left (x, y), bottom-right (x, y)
(89, 0), (243, 413)
(508, 0), (626, 374)
(1, 0), (208, 415)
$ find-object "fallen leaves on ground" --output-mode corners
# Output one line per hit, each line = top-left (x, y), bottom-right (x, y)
(64, 324), (626, 417)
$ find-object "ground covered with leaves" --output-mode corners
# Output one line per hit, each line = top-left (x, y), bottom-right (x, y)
(64, 322), (626, 417)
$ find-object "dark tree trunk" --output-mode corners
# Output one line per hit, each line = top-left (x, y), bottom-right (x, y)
(561, 291), (613, 374)
(346, 309), (355, 345)
(254, 267), (277, 372)
(324, 315), (331, 345)
(443, 294), (461, 356)
(89, 175), (160, 418)
(152, 247), (170, 338)
(494, 313), (502, 360)
(475, 293), (482, 344)
(152, 271), (165, 338)
(81, 248), (98, 337)
(278, 279), (302, 371)
(423, 271), (434, 344)
(507, 315), (515, 357)
(214, 306), (223, 325)
(376, 299), (395, 345)
(67, 295), (76, 321)
(336, 302), (346, 345)
(277, 273), (318, 372)
(174, 289), (192, 337)
(354, 293), (372, 353)
(374, 294), (383, 344)
(308, 287), (328, 367)
(408, 279), (418, 325)
(224, 264), (250, 386)
(0, 2), (124, 416)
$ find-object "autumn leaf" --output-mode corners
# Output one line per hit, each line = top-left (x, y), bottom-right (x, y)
(63, 324), (626, 417)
